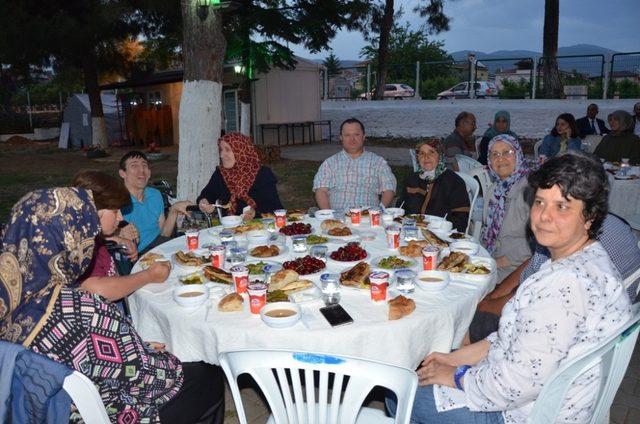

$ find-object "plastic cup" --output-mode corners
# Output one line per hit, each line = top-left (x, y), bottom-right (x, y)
(320, 273), (341, 305)
(385, 226), (401, 250)
(422, 246), (440, 271)
(208, 245), (225, 268)
(350, 208), (362, 226)
(274, 209), (287, 229)
(231, 265), (250, 294)
(369, 208), (381, 227)
(185, 229), (199, 250)
(247, 282), (268, 314)
(369, 271), (389, 303)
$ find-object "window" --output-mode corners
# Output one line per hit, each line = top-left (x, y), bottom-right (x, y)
(385, 85), (396, 91)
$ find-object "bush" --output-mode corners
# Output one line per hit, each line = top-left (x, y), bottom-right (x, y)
(420, 76), (460, 99)
(499, 79), (531, 99)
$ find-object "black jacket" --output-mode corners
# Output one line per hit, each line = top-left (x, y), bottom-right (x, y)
(197, 166), (283, 216)
(400, 169), (470, 232)
(576, 116), (610, 138)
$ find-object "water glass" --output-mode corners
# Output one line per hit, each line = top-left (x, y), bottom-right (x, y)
(320, 273), (341, 305)
(228, 247), (247, 266)
(292, 235), (308, 253)
(395, 269), (416, 294)
(310, 245), (328, 262)
(261, 218), (276, 233)
(263, 264), (283, 285)
(402, 225), (419, 242)
(219, 230), (234, 243)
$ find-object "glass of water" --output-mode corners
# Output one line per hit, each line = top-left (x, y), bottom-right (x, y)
(261, 218), (276, 233)
(292, 235), (308, 253)
(402, 225), (419, 242)
(395, 269), (416, 294)
(227, 247), (248, 266)
(320, 273), (341, 305)
(310, 245), (328, 262)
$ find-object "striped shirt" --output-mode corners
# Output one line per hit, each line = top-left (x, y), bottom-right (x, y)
(521, 213), (640, 301)
(313, 149), (397, 211)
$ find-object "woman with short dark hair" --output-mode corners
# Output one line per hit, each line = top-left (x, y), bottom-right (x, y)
(539, 113), (582, 160)
(389, 152), (632, 423)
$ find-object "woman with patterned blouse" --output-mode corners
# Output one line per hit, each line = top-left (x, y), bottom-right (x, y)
(388, 152), (633, 423)
(0, 187), (224, 423)
(197, 132), (283, 221)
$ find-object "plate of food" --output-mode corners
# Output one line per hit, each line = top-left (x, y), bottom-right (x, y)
(448, 231), (471, 240)
(137, 252), (168, 270)
(282, 255), (326, 277)
(404, 214), (429, 228)
(420, 228), (450, 248)
(245, 260), (282, 276)
(370, 255), (417, 270)
(172, 249), (210, 272)
(398, 240), (429, 258)
(231, 220), (264, 234)
(437, 253), (494, 283)
(267, 269), (321, 303)
(262, 209), (307, 222)
(339, 261), (371, 290)
(202, 265), (234, 285)
(279, 222), (313, 236)
(306, 234), (329, 245)
(248, 244), (289, 259)
(326, 242), (369, 268)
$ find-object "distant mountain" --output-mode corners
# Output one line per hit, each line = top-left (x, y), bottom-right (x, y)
(310, 59), (365, 69)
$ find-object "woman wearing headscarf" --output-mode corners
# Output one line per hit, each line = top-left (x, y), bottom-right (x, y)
(539, 113), (582, 160)
(477, 111), (518, 165)
(0, 188), (224, 423)
(198, 132), (283, 220)
(482, 134), (532, 282)
(594, 110), (640, 164)
(401, 139), (470, 232)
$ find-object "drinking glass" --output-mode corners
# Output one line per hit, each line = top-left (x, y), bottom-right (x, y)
(228, 247), (247, 266)
(320, 273), (341, 305)
(261, 218), (276, 233)
(402, 226), (419, 242)
(310, 245), (328, 262)
(292, 235), (308, 253)
(395, 269), (416, 294)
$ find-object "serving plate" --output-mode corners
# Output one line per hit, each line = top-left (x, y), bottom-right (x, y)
(370, 255), (417, 271)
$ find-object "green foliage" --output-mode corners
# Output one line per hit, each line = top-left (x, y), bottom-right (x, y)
(588, 79), (603, 99)
(323, 51), (343, 77)
(612, 79), (640, 99)
(499, 79), (531, 99)
(419, 75), (459, 99)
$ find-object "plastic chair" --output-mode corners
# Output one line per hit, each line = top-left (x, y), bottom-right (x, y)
(474, 136), (483, 159)
(623, 265), (640, 300)
(63, 371), (110, 424)
(455, 172), (479, 235)
(454, 154), (483, 174)
(533, 139), (543, 163)
(408, 148), (419, 172)
(466, 167), (492, 239)
(219, 349), (418, 424)
(527, 303), (640, 424)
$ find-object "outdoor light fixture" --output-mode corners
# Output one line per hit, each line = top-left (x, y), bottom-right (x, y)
(196, 0), (232, 21)
(234, 64), (244, 74)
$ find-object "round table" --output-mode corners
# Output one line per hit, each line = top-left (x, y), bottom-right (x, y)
(128, 217), (497, 369)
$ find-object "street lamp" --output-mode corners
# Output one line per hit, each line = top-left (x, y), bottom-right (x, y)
(196, 0), (234, 21)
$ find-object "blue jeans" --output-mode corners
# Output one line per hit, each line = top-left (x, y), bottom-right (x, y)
(386, 385), (504, 424)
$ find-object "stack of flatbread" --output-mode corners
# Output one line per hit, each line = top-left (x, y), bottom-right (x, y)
(321, 219), (351, 236)
(232, 221), (264, 234)
(269, 269), (313, 294)
(203, 265), (233, 284)
(175, 251), (207, 266)
(437, 252), (469, 272)
(398, 240), (429, 257)
(340, 262), (371, 289)
(139, 252), (165, 268)
(218, 293), (243, 312)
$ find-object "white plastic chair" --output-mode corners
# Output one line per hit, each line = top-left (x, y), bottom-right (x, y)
(454, 154), (483, 174)
(219, 349), (418, 424)
(474, 136), (483, 159)
(528, 303), (640, 424)
(466, 167), (492, 239)
(63, 371), (110, 424)
(533, 139), (543, 163)
(455, 172), (479, 235)
(623, 266), (640, 300)
(408, 148), (419, 172)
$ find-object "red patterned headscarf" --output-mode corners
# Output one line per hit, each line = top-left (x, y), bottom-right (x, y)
(218, 133), (261, 214)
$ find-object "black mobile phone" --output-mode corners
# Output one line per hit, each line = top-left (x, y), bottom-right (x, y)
(319, 304), (354, 327)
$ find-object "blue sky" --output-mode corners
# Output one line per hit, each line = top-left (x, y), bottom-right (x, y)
(290, 0), (639, 60)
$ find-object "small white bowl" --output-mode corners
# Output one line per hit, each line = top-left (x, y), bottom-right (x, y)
(260, 302), (301, 328)
(385, 208), (405, 218)
(173, 285), (209, 307)
(246, 230), (270, 245)
(428, 218), (453, 233)
(450, 240), (480, 256)
(315, 209), (335, 220)
(416, 270), (450, 291)
(221, 215), (243, 228)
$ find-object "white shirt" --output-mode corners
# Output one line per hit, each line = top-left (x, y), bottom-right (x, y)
(434, 242), (632, 423)
(590, 118), (601, 135)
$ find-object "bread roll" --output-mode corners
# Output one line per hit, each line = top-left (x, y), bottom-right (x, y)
(321, 219), (344, 231)
(269, 269), (299, 291)
(218, 293), (243, 312)
(388, 295), (416, 320)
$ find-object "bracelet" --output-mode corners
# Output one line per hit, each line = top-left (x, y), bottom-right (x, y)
(454, 365), (471, 391)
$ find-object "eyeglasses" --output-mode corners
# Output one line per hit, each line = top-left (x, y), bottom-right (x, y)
(489, 149), (516, 159)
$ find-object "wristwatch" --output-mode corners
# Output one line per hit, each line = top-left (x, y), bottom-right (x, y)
(454, 365), (471, 391)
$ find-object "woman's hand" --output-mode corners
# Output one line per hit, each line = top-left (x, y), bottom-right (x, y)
(199, 198), (216, 214)
(145, 260), (171, 283)
(118, 223), (139, 244)
(417, 354), (457, 387)
(243, 207), (256, 221)
(170, 200), (194, 217)
(106, 235), (139, 262)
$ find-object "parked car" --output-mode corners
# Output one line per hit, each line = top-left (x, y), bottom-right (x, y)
(437, 81), (498, 99)
(360, 83), (415, 100)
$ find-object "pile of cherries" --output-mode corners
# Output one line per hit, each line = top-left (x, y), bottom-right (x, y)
(283, 255), (326, 275)
(329, 242), (368, 262)
(279, 222), (312, 236)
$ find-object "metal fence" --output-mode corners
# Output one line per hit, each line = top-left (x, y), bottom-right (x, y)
(321, 51), (640, 101)
(0, 89), (66, 134)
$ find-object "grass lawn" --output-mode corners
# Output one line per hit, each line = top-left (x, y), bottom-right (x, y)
(0, 141), (413, 221)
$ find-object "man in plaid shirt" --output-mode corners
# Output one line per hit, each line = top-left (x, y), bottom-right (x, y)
(313, 118), (397, 211)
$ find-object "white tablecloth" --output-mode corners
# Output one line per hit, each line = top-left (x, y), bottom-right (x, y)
(608, 174), (640, 227)
(128, 218), (496, 369)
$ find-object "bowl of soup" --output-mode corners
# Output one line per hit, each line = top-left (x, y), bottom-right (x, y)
(416, 270), (450, 292)
(173, 285), (210, 308)
(450, 240), (480, 256)
(260, 302), (301, 329)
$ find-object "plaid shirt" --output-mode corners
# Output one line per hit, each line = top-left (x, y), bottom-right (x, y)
(522, 213), (640, 302)
(313, 149), (397, 210)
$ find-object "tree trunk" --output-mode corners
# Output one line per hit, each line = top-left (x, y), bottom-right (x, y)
(374, 0), (394, 100)
(542, 0), (562, 99)
(238, 36), (252, 136)
(177, 0), (227, 201)
(82, 52), (108, 149)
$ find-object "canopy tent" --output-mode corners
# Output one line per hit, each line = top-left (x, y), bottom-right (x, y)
(61, 93), (123, 148)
